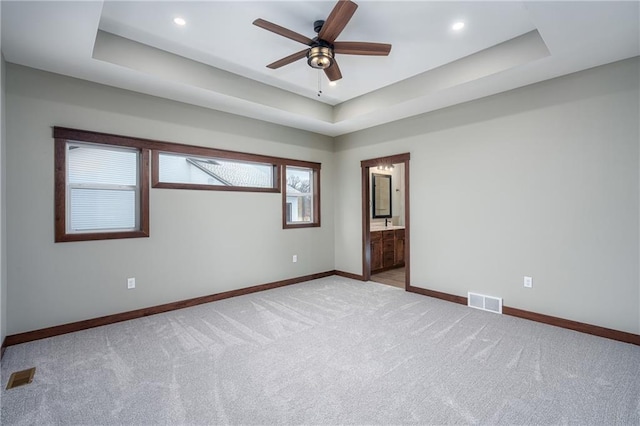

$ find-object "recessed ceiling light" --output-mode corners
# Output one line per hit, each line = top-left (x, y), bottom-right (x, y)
(173, 17), (186, 26)
(452, 22), (465, 31)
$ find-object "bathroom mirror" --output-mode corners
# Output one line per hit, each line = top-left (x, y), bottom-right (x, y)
(372, 173), (392, 218)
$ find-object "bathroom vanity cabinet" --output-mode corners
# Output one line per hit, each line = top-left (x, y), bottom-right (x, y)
(371, 228), (405, 273)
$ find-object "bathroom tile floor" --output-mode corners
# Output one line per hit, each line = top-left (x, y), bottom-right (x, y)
(371, 267), (405, 289)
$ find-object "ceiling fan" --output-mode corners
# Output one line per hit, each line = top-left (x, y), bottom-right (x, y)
(253, 0), (391, 82)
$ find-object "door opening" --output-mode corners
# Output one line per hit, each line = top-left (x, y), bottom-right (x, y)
(361, 153), (410, 288)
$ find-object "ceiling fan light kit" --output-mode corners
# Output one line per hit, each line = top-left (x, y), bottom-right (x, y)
(253, 0), (391, 82)
(307, 46), (334, 69)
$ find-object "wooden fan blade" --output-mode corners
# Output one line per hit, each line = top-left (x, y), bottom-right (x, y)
(333, 42), (392, 56)
(267, 49), (308, 69)
(253, 18), (314, 45)
(318, 0), (358, 43)
(324, 61), (342, 81)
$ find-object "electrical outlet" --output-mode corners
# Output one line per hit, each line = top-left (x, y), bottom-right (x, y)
(292, 255), (298, 263)
(524, 276), (532, 288)
(127, 277), (136, 289)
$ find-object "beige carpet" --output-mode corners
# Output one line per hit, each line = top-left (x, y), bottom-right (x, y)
(2, 276), (639, 424)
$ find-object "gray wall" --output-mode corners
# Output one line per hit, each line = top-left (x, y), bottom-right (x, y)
(1, 49), (6, 345)
(4, 58), (639, 338)
(335, 58), (640, 334)
(5, 64), (335, 335)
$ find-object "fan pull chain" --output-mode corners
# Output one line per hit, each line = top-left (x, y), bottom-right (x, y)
(317, 71), (323, 97)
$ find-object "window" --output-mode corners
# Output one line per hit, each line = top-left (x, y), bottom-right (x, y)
(54, 127), (321, 240)
(153, 151), (278, 192)
(54, 128), (150, 242)
(283, 163), (320, 228)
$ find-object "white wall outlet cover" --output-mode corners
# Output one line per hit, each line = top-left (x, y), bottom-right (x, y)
(292, 255), (298, 263)
(524, 276), (533, 288)
(127, 278), (136, 289)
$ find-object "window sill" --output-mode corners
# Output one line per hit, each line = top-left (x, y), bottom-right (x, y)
(283, 223), (320, 229)
(55, 230), (150, 243)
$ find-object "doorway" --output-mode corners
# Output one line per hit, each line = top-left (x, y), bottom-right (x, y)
(361, 153), (410, 289)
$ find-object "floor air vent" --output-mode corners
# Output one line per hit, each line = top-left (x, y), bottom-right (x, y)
(6, 367), (36, 390)
(468, 292), (503, 314)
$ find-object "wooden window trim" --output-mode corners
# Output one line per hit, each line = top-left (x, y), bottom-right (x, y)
(282, 163), (321, 229)
(54, 134), (150, 243)
(54, 127), (314, 167)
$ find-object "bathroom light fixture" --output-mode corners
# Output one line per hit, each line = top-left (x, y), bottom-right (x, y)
(452, 21), (465, 31)
(377, 164), (395, 171)
(173, 17), (186, 26)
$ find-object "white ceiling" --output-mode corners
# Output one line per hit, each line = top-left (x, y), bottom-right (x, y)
(2, 1), (639, 137)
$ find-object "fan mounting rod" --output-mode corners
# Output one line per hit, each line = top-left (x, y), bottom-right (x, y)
(313, 20), (325, 34)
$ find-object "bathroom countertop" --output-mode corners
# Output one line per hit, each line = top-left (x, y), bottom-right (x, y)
(370, 225), (405, 231)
